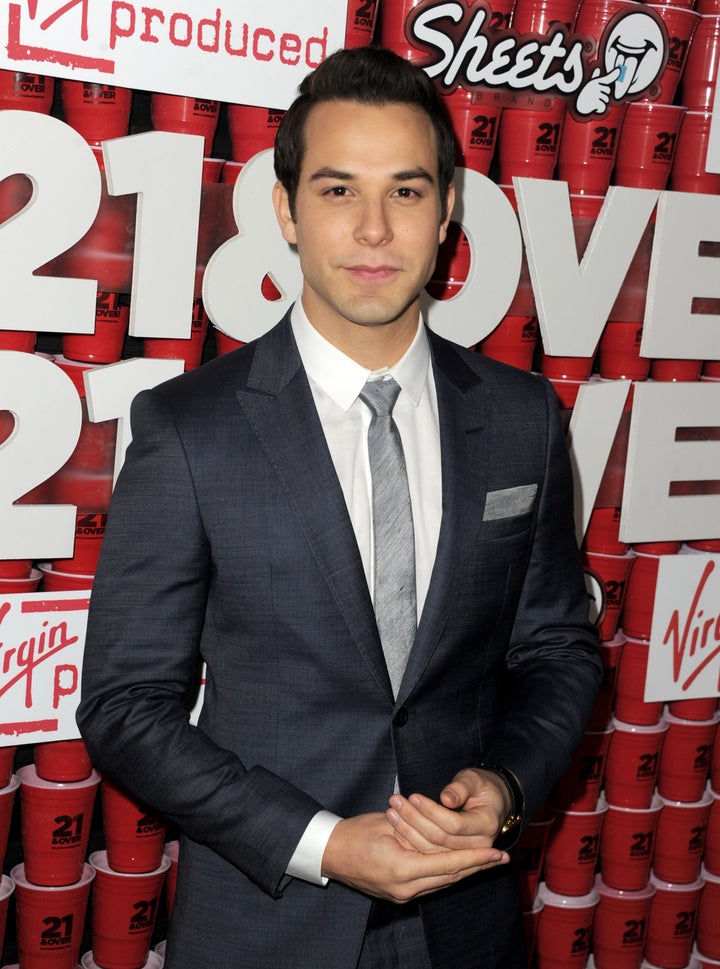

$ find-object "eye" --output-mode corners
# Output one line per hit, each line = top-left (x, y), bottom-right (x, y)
(395, 186), (420, 199)
(324, 185), (350, 197)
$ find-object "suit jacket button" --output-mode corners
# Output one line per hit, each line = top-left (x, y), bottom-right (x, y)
(394, 707), (408, 727)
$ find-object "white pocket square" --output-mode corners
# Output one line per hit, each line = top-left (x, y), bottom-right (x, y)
(483, 484), (538, 521)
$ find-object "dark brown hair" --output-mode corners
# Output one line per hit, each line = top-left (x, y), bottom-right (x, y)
(274, 46), (455, 221)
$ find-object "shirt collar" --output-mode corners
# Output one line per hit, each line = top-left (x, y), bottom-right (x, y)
(290, 301), (431, 412)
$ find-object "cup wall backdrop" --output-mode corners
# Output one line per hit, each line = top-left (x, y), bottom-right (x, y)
(1, 0), (720, 966)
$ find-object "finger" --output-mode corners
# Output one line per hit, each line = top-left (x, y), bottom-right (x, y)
(390, 793), (467, 840)
(386, 797), (497, 849)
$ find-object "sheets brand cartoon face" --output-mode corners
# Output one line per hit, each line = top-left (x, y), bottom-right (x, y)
(603, 11), (666, 100)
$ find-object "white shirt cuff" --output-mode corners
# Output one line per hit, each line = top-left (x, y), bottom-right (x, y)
(285, 810), (342, 885)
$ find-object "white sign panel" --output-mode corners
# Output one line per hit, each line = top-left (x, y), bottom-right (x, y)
(0, 1), (347, 108)
(0, 590), (89, 745)
(646, 553), (720, 701)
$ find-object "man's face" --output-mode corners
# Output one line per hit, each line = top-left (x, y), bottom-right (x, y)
(273, 99), (454, 348)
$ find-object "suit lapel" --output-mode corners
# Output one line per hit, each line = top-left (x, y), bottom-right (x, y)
(397, 333), (492, 704)
(236, 317), (395, 705)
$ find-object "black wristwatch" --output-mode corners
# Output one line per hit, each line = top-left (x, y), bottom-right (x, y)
(477, 763), (524, 845)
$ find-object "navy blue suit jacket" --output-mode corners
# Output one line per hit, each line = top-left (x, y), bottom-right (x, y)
(77, 315), (601, 969)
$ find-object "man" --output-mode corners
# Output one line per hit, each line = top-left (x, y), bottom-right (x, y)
(77, 46), (601, 969)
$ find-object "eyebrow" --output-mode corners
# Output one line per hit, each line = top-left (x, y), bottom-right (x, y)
(308, 166), (436, 185)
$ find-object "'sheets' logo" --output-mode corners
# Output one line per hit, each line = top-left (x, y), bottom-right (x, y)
(406, 0), (669, 120)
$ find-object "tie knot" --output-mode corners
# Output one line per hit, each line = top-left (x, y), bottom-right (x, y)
(359, 377), (401, 417)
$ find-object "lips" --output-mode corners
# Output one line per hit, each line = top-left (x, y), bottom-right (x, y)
(345, 265), (400, 282)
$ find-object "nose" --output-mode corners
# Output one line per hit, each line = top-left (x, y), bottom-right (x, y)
(354, 197), (392, 246)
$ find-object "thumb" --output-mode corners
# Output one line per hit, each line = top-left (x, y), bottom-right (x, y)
(604, 65), (622, 82)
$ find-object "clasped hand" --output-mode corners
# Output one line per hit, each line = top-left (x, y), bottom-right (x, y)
(321, 768), (510, 904)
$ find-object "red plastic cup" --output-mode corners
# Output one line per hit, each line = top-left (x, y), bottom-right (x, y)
(583, 550), (635, 642)
(551, 728), (614, 811)
(0, 569), (42, 595)
(621, 553), (668, 644)
(213, 326), (245, 355)
(379, 0), (426, 54)
(651, 357), (703, 381)
(151, 95), (219, 156)
(574, 0), (638, 44)
(600, 794), (663, 890)
(0, 774), (19, 868)
(0, 557), (32, 578)
(654, 789), (712, 883)
(605, 717), (669, 808)
(164, 839), (179, 917)
(707, 783), (720, 875)
(227, 104), (285, 164)
(63, 292), (129, 364)
(18, 765), (101, 886)
(647, 5), (701, 104)
(592, 874), (656, 969)
(524, 894), (544, 965)
(498, 99), (567, 184)
(0, 872), (14, 958)
(698, 864), (720, 959)
(89, 849), (170, 969)
(694, 950), (720, 969)
(587, 632), (626, 731)
(0, 746), (17, 787)
(34, 741), (93, 784)
(51, 511), (108, 576)
(344, 0), (379, 47)
(39, 564), (95, 593)
(584, 507), (628, 556)
(544, 799), (608, 895)
(549, 377), (587, 410)
(598, 321), (651, 380)
(61, 149), (130, 292)
(671, 110), (720, 194)
(633, 541), (682, 556)
(613, 103), (687, 191)
(669, 697), (719, 721)
(434, 221), (470, 287)
(60, 81), (132, 145)
(102, 777), (167, 874)
(645, 872), (704, 969)
(52, 357), (117, 476)
(614, 635), (665, 726)
(12, 861), (94, 969)
(512, 0), (581, 32)
(0, 70), (54, 113)
(713, 734), (720, 792)
(144, 296), (208, 370)
(444, 89), (503, 176)
(0, 329), (36, 352)
(536, 881), (600, 968)
(658, 711), (719, 803)
(81, 951), (163, 969)
(558, 105), (626, 196)
(480, 315), (538, 371)
(541, 349), (594, 382)
(681, 14), (720, 109)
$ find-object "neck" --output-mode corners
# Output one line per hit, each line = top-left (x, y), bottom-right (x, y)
(304, 312), (420, 371)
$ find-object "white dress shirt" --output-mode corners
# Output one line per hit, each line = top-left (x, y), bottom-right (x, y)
(285, 300), (443, 885)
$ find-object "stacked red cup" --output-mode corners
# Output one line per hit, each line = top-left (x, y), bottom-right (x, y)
(85, 776), (169, 968)
(39, 356), (116, 583)
(14, 747), (100, 969)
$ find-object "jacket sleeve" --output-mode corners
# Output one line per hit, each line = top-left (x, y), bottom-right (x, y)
(76, 388), (324, 898)
(481, 376), (602, 832)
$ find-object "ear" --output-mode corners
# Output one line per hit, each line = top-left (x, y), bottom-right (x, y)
(272, 181), (298, 245)
(438, 183), (455, 245)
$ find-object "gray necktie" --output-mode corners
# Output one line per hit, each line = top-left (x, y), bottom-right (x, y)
(360, 377), (417, 697)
